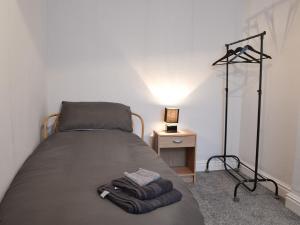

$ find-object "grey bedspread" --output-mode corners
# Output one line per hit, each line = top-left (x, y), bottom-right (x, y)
(0, 130), (204, 225)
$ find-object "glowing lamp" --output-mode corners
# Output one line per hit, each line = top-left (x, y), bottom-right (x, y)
(164, 108), (179, 133)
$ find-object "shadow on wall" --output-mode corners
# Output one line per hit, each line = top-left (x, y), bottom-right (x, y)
(44, 1), (155, 106)
(244, 0), (299, 52)
(16, 0), (47, 61)
(45, 0), (210, 108)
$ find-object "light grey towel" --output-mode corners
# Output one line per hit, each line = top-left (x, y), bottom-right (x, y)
(124, 168), (160, 186)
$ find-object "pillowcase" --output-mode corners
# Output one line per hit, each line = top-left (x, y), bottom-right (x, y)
(58, 102), (133, 132)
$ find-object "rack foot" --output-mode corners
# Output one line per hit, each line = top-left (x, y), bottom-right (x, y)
(274, 195), (280, 200)
(233, 197), (240, 202)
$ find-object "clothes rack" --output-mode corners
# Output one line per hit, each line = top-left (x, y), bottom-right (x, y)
(206, 31), (279, 202)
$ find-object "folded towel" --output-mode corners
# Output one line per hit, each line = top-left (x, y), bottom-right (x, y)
(124, 168), (160, 186)
(112, 177), (173, 200)
(97, 184), (182, 214)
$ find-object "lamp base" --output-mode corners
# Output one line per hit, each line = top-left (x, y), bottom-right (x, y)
(166, 125), (178, 133)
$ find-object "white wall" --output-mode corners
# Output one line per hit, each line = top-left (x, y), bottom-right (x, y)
(239, 0), (300, 186)
(287, 16), (300, 213)
(292, 101), (300, 195)
(0, 0), (46, 200)
(46, 0), (246, 166)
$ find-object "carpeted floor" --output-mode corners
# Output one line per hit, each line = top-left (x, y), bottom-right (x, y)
(188, 171), (300, 225)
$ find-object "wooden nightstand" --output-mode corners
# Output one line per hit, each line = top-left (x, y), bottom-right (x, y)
(153, 130), (196, 183)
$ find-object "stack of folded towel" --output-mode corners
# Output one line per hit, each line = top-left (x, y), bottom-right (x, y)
(97, 168), (182, 214)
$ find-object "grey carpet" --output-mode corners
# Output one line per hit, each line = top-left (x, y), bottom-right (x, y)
(188, 171), (300, 225)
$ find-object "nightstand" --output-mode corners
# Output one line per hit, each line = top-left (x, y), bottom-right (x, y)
(153, 130), (196, 183)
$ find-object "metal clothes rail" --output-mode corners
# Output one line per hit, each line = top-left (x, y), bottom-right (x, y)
(206, 31), (279, 202)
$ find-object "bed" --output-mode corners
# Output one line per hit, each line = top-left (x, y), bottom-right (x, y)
(0, 102), (204, 225)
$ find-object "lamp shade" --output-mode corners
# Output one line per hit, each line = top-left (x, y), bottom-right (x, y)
(164, 108), (179, 123)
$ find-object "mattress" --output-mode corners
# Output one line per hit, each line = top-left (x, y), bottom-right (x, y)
(0, 130), (204, 225)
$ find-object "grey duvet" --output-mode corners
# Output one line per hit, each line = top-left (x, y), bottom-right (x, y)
(0, 130), (204, 225)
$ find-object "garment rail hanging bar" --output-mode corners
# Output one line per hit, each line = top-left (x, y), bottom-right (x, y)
(225, 31), (266, 46)
(206, 31), (279, 202)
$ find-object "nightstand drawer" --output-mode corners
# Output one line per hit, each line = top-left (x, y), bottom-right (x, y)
(159, 135), (196, 148)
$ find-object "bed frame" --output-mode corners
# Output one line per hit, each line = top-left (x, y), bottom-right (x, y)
(42, 113), (145, 140)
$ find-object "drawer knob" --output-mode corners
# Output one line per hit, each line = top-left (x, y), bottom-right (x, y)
(173, 139), (183, 144)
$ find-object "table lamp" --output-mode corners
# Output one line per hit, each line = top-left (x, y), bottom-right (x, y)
(164, 108), (179, 133)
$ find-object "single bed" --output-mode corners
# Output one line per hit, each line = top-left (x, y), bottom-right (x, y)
(0, 102), (204, 225)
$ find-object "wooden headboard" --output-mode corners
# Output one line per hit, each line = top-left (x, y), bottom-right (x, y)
(42, 113), (144, 140)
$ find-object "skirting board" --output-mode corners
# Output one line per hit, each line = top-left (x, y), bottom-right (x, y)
(196, 159), (291, 198)
(286, 192), (300, 216)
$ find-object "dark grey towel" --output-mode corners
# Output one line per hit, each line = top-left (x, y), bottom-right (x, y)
(112, 177), (173, 200)
(97, 184), (182, 214)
